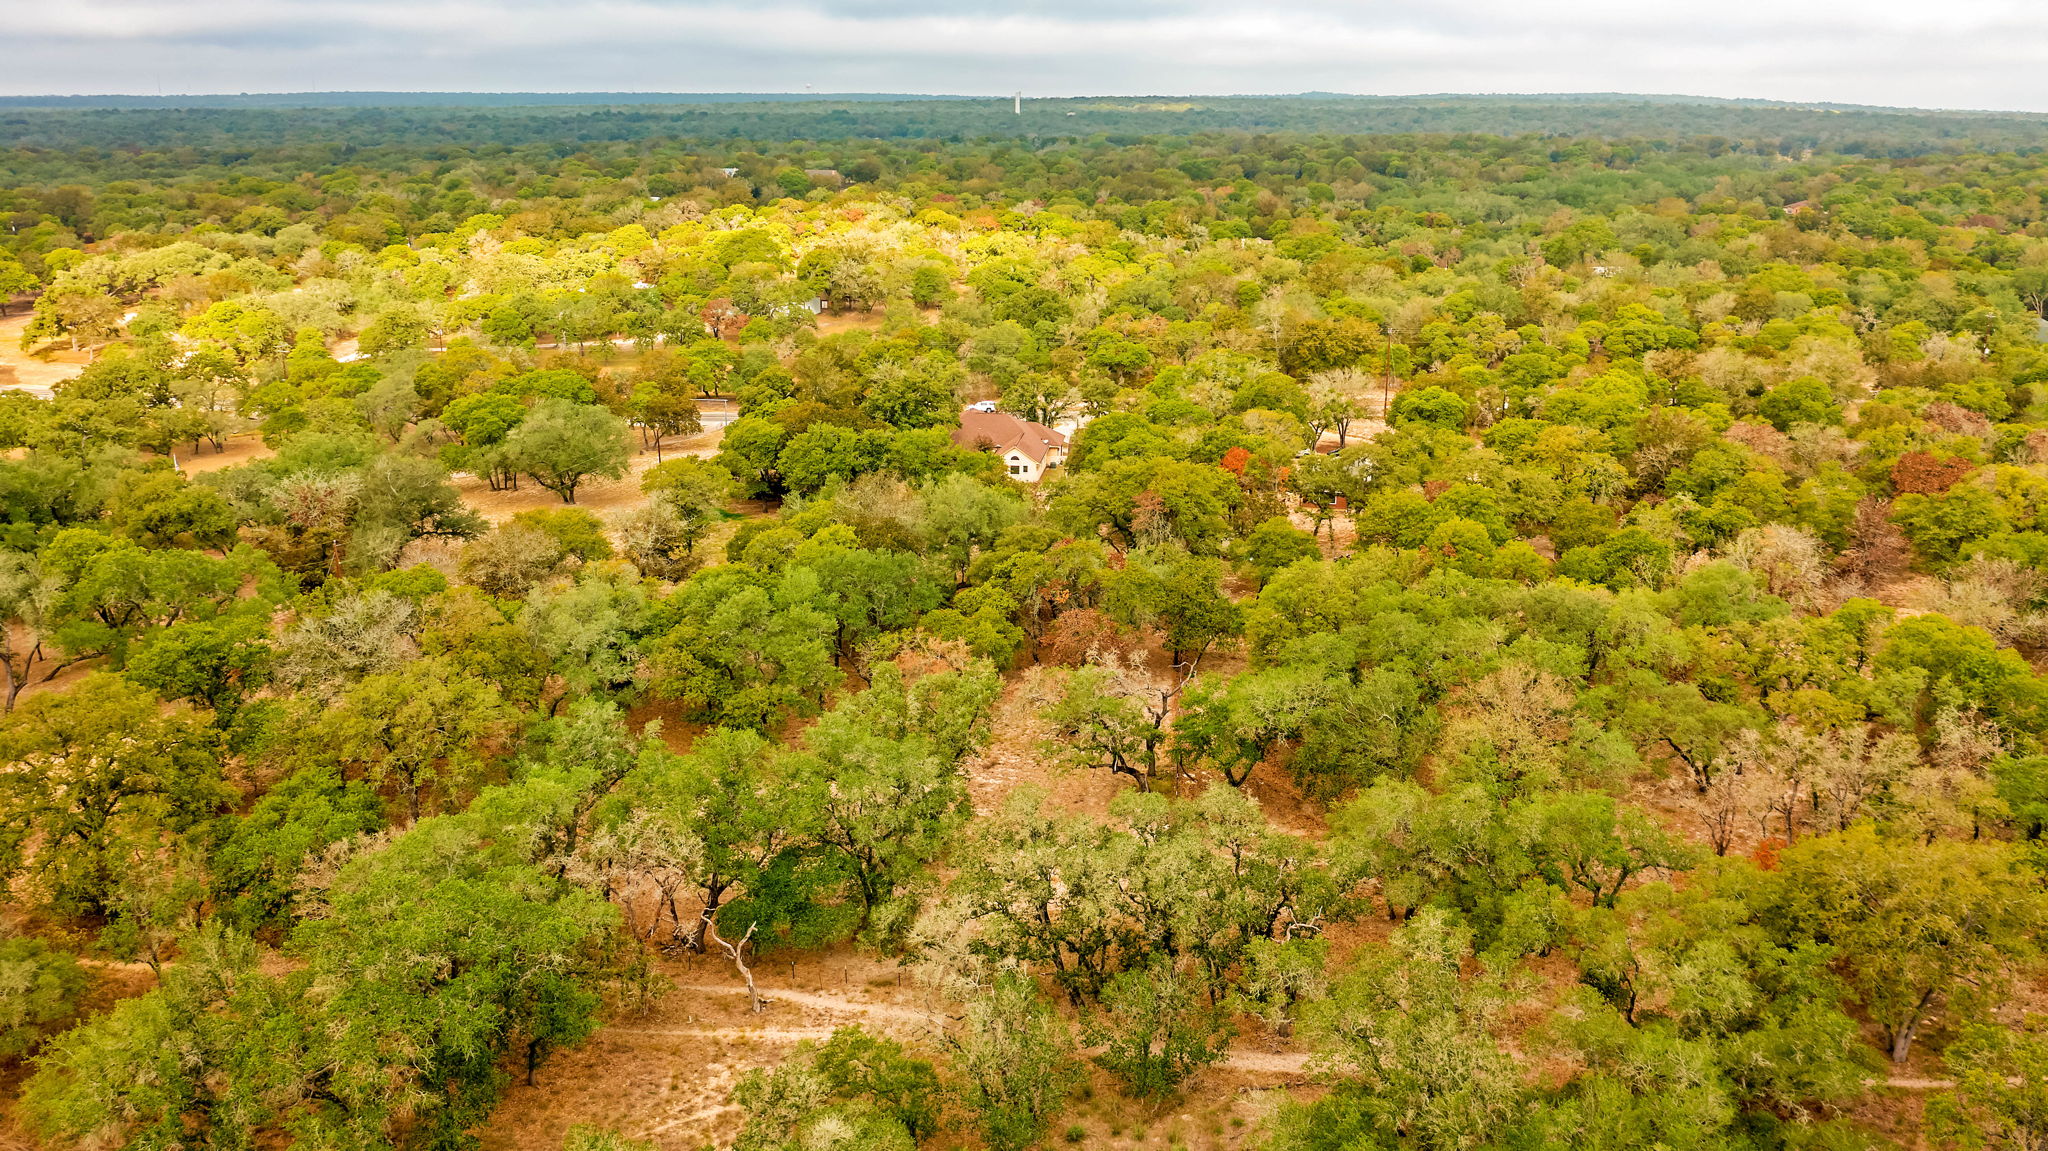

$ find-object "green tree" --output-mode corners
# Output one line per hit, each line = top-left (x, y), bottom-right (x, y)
(520, 567), (655, 702)
(443, 390), (528, 445)
(943, 974), (1081, 1151)
(795, 689), (976, 937)
(731, 1038), (918, 1151)
(1756, 376), (1837, 431)
(1279, 911), (1524, 1151)
(1043, 662), (1176, 789)
(861, 355), (962, 429)
(103, 467), (239, 550)
(626, 351), (704, 461)
(510, 507), (614, 562)
(0, 935), (88, 1060)
(350, 452), (487, 569)
(1763, 827), (2043, 1063)
(1516, 791), (1697, 909)
(715, 415), (789, 498)
(0, 675), (226, 916)
(1389, 385), (1470, 429)
(998, 372), (1077, 428)
(24, 927), (308, 1150)
(613, 728), (834, 950)
(311, 656), (518, 822)
(506, 398), (631, 504)
(1088, 960), (1234, 1099)
(1173, 666), (1331, 787)
(38, 532), (286, 667)
(1564, 867), (1876, 1118)
(1875, 613), (2045, 729)
(291, 813), (620, 1143)
(0, 257), (37, 316)
(357, 305), (430, 355)
(124, 616), (273, 728)
(732, 1024), (943, 1150)
(1105, 551), (1243, 668)
(647, 567), (843, 729)
(210, 762), (384, 931)
(1238, 515), (1322, 586)
(813, 1026), (945, 1143)
(1931, 1019), (2048, 1150)
(640, 456), (732, 555)
(779, 423), (867, 495)
(794, 544), (946, 667)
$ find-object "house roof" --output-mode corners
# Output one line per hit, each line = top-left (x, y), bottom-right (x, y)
(952, 410), (1068, 464)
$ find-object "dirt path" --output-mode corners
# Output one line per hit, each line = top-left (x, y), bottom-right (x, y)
(477, 951), (930, 1151)
(1221, 1050), (1313, 1074)
(484, 946), (1314, 1151)
(668, 983), (941, 1025)
(654, 984), (1305, 1072)
(665, 978), (1315, 1075)
(609, 1024), (841, 1042)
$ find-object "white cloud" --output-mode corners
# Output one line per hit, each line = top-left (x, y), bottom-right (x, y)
(8, 0), (2048, 110)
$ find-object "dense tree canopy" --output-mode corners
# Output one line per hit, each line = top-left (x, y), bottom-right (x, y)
(5, 102), (2048, 1151)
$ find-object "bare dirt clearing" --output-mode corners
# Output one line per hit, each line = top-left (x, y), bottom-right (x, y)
(173, 433), (276, 474)
(478, 949), (937, 1151)
(452, 428), (724, 529)
(480, 947), (1315, 1151)
(963, 666), (1128, 819)
(0, 313), (88, 397)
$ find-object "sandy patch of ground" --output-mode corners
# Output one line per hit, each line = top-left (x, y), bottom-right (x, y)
(0, 313), (90, 398)
(12, 659), (100, 709)
(170, 433), (276, 475)
(454, 428), (724, 528)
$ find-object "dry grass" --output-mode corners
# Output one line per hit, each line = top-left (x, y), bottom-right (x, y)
(479, 948), (940, 1151)
(963, 665), (1128, 820)
(812, 310), (888, 337)
(479, 941), (1317, 1151)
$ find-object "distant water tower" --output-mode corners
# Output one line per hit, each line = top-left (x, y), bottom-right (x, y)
(1014, 92), (1021, 114)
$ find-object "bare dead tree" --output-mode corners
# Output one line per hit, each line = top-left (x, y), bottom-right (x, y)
(705, 917), (765, 1013)
(1839, 497), (1911, 589)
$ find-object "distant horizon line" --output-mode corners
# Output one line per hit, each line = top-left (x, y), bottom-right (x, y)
(0, 90), (2042, 118)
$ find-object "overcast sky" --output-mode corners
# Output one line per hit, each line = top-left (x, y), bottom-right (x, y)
(10, 0), (2048, 111)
